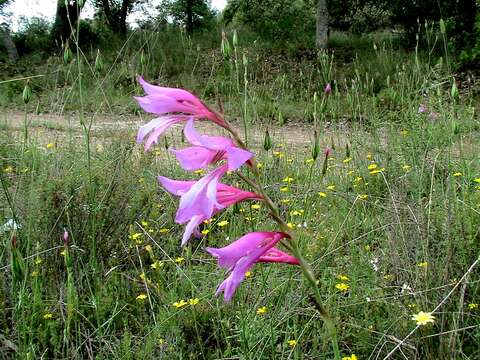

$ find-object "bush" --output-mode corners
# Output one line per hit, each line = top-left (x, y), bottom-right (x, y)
(13, 16), (53, 56)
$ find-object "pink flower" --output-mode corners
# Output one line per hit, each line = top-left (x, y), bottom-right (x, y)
(324, 83), (332, 94)
(63, 228), (69, 244)
(428, 111), (439, 121)
(418, 104), (427, 113)
(135, 77), (226, 151)
(171, 120), (252, 171)
(158, 172), (261, 245)
(206, 232), (298, 302)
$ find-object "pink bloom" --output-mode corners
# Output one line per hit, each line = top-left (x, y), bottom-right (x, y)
(63, 228), (69, 244)
(418, 104), (427, 113)
(171, 120), (252, 171)
(158, 171), (261, 245)
(258, 247), (300, 265)
(135, 77), (226, 151)
(428, 111), (439, 121)
(206, 232), (297, 302)
(324, 83), (332, 94)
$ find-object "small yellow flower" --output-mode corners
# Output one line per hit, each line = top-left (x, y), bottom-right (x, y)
(417, 261), (428, 267)
(173, 299), (188, 309)
(368, 163), (378, 170)
(290, 210), (303, 216)
(335, 283), (350, 292)
(402, 164), (411, 172)
(144, 244), (153, 253)
(151, 260), (163, 270)
(257, 162), (263, 169)
(43, 313), (53, 320)
(280, 186), (289, 192)
(273, 151), (284, 158)
(337, 274), (349, 281)
(367, 153), (374, 160)
(468, 303), (478, 310)
(158, 228), (169, 234)
(139, 272), (146, 280)
(245, 271), (252, 278)
(305, 158), (315, 164)
(327, 185), (336, 190)
(3, 166), (13, 173)
(60, 249), (67, 256)
(383, 274), (394, 281)
(251, 204), (261, 210)
(34, 257), (43, 265)
(203, 218), (212, 224)
(358, 194), (368, 200)
(408, 303), (417, 309)
(343, 157), (352, 164)
(194, 169), (204, 175)
(46, 143), (55, 149)
(189, 298), (199, 305)
(130, 233), (142, 241)
(280, 199), (290, 204)
(175, 257), (185, 264)
(201, 229), (210, 235)
(31, 271), (39, 277)
(474, 178), (480, 183)
(369, 168), (385, 175)
(318, 192), (327, 198)
(347, 170), (355, 176)
(453, 172), (463, 177)
(364, 244), (371, 251)
(400, 129), (409, 136)
(283, 176), (294, 183)
(287, 222), (294, 229)
(411, 311), (435, 326)
(256, 306), (267, 315)
(342, 354), (358, 360)
(140, 220), (148, 227)
(136, 293), (148, 301)
(287, 339), (297, 347)
(217, 220), (229, 227)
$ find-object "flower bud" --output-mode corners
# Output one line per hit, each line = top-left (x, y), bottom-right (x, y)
(63, 228), (69, 245)
(439, 19), (446, 34)
(232, 29), (238, 47)
(311, 130), (320, 161)
(451, 78), (458, 99)
(94, 49), (103, 72)
(140, 50), (146, 66)
(324, 83), (332, 94)
(345, 143), (350, 159)
(63, 43), (72, 64)
(263, 128), (272, 151)
(22, 81), (32, 104)
(221, 31), (231, 59)
(322, 148), (331, 175)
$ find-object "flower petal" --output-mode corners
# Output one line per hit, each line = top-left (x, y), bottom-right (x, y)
(157, 176), (195, 196)
(170, 146), (217, 171)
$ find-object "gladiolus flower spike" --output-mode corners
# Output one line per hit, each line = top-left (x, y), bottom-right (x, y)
(135, 78), (340, 360)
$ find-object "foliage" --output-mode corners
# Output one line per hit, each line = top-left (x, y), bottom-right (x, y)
(159, 0), (217, 32)
(13, 17), (53, 56)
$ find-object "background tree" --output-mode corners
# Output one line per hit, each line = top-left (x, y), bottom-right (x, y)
(51, 0), (85, 45)
(316, 0), (328, 49)
(0, 0), (18, 61)
(93, 0), (141, 38)
(162, 0), (216, 33)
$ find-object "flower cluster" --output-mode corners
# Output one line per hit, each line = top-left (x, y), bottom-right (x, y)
(135, 77), (300, 301)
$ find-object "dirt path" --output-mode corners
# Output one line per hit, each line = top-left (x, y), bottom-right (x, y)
(1, 111), (355, 150)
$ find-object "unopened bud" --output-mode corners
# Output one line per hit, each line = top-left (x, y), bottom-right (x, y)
(451, 78), (458, 99)
(63, 43), (72, 64)
(94, 49), (103, 72)
(221, 31), (231, 59)
(263, 128), (272, 151)
(63, 228), (69, 245)
(324, 82), (332, 94)
(439, 19), (446, 34)
(232, 29), (238, 47)
(311, 130), (320, 160)
(140, 50), (146, 66)
(345, 143), (350, 159)
(322, 148), (331, 175)
(22, 81), (32, 104)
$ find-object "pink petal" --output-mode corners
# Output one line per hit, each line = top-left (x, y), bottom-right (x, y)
(181, 215), (204, 246)
(258, 247), (300, 265)
(157, 176), (195, 196)
(184, 119), (233, 150)
(134, 95), (195, 115)
(225, 147), (253, 171)
(170, 146), (217, 171)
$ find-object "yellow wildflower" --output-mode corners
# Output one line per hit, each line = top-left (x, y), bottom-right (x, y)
(453, 172), (463, 177)
(417, 261), (428, 267)
(337, 274), (349, 281)
(217, 220), (229, 227)
(257, 162), (263, 169)
(245, 271), (252, 278)
(256, 306), (267, 315)
(400, 129), (409, 136)
(305, 158), (315, 164)
(151, 261), (163, 270)
(280, 186), (289, 192)
(46, 143), (55, 149)
(141, 220), (148, 227)
(367, 153), (373, 160)
(411, 311), (435, 326)
(369, 168), (385, 175)
(273, 151), (284, 158)
(43, 313), (53, 320)
(327, 185), (336, 190)
(468, 303), (478, 310)
(173, 300), (188, 309)
(287, 339), (297, 347)
(342, 354), (358, 360)
(159, 228), (169, 234)
(139, 272), (146, 280)
(408, 303), (417, 309)
(136, 293), (148, 301)
(368, 163), (378, 170)
(175, 257), (185, 264)
(335, 283), (350, 292)
(359, 194), (368, 200)
(318, 192), (327, 198)
(283, 176), (294, 183)
(189, 298), (199, 305)
(290, 210), (304, 216)
(194, 169), (204, 175)
(287, 222), (294, 229)
(201, 229), (209, 235)
(3, 166), (13, 173)
(60, 249), (67, 256)
(31, 271), (39, 277)
(474, 178), (480, 183)
(34, 257), (43, 265)
(251, 204), (261, 210)
(402, 164), (411, 172)
(343, 157), (352, 164)
(144, 244), (153, 253)
(281, 199), (290, 204)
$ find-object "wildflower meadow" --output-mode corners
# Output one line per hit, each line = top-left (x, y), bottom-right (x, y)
(1, 2), (480, 359)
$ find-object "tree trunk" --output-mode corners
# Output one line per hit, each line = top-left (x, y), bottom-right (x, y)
(316, 0), (329, 49)
(0, 26), (18, 61)
(186, 0), (193, 34)
(119, 0), (130, 37)
(51, 0), (82, 45)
